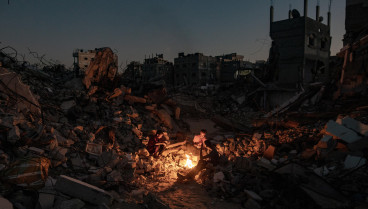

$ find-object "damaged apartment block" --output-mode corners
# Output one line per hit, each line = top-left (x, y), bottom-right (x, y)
(262, 0), (332, 112)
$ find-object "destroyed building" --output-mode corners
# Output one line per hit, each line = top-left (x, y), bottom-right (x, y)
(269, 0), (331, 85)
(261, 0), (332, 110)
(174, 52), (217, 86)
(335, 0), (368, 98)
(141, 54), (174, 86)
(124, 61), (143, 83)
(216, 53), (249, 84)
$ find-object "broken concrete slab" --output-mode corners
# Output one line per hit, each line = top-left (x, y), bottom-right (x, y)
(156, 109), (173, 129)
(325, 120), (361, 143)
(60, 100), (76, 113)
(244, 189), (263, 201)
(344, 155), (367, 169)
(55, 175), (113, 206)
(0, 68), (41, 114)
(108, 88), (123, 100)
(124, 95), (146, 104)
(38, 191), (56, 209)
(85, 143), (102, 156)
(82, 48), (117, 90)
(340, 117), (368, 136)
(275, 163), (348, 208)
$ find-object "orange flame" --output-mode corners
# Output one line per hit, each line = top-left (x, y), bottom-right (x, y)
(185, 154), (194, 168)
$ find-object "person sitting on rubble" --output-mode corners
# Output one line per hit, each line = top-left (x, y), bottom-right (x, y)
(178, 140), (219, 181)
(193, 129), (208, 149)
(147, 130), (167, 157)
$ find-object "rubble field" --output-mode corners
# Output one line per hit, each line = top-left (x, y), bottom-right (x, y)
(1, 47), (368, 209)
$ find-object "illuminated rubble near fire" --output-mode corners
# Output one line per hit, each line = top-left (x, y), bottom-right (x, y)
(0, 0), (368, 209)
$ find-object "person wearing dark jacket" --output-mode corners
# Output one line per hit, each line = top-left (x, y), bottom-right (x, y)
(147, 130), (166, 157)
(178, 140), (219, 180)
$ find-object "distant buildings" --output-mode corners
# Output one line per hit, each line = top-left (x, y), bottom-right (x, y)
(174, 53), (217, 86)
(73, 48), (118, 71)
(142, 54), (174, 86)
(216, 53), (247, 83)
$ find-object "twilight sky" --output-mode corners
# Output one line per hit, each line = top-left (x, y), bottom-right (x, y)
(0, 0), (345, 68)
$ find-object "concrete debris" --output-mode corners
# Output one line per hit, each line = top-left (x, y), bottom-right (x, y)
(0, 68), (41, 114)
(325, 120), (361, 143)
(340, 117), (368, 136)
(344, 155), (367, 169)
(82, 47), (118, 90)
(1, 46), (368, 209)
(55, 175), (113, 206)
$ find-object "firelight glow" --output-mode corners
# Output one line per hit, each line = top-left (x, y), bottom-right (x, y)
(185, 154), (194, 169)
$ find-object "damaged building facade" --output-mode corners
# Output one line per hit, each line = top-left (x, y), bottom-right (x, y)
(174, 52), (217, 86)
(335, 0), (368, 97)
(141, 54), (174, 86)
(264, 0), (332, 109)
(216, 53), (252, 84)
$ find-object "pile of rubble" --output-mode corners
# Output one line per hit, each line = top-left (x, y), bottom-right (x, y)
(1, 46), (368, 209)
(0, 48), (183, 208)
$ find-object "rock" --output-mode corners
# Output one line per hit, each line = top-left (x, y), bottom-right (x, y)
(60, 100), (76, 112)
(156, 109), (173, 129)
(28, 147), (45, 155)
(244, 189), (263, 201)
(85, 143), (102, 156)
(263, 145), (275, 160)
(313, 166), (329, 176)
(0, 196), (13, 209)
(54, 198), (85, 209)
(38, 191), (55, 209)
(108, 88), (123, 100)
(175, 107), (181, 120)
(0, 68), (41, 114)
(124, 95), (146, 104)
(213, 171), (225, 183)
(55, 175), (113, 206)
(325, 120), (361, 143)
(344, 155), (367, 169)
(107, 170), (123, 182)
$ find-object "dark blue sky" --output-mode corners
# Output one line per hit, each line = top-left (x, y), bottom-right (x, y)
(0, 0), (345, 68)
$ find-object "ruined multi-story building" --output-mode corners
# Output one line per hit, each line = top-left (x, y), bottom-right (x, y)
(269, 0), (331, 86)
(142, 54), (174, 86)
(124, 61), (143, 82)
(174, 52), (217, 86)
(343, 0), (368, 45)
(73, 48), (118, 71)
(335, 0), (368, 97)
(216, 53), (246, 83)
(262, 0), (332, 109)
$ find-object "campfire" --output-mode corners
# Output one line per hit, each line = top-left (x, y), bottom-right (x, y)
(184, 154), (195, 169)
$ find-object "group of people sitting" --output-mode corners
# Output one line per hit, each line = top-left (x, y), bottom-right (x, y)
(146, 129), (219, 181)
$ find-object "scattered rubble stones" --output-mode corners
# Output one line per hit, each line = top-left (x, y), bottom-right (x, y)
(1, 49), (368, 208)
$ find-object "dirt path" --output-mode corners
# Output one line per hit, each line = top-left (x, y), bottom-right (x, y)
(156, 182), (242, 209)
